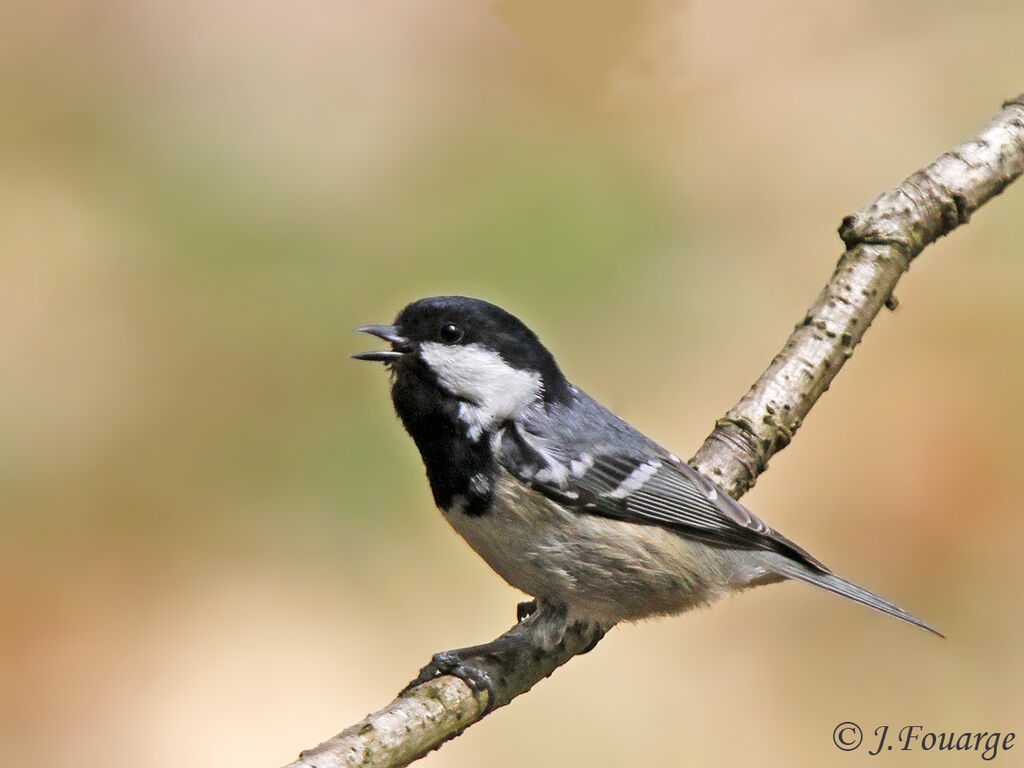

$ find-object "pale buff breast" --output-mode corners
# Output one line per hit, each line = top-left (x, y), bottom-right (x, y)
(442, 470), (745, 625)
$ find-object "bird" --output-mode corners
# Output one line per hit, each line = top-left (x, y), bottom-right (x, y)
(354, 295), (940, 703)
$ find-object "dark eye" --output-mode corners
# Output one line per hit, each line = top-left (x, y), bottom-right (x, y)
(439, 323), (464, 343)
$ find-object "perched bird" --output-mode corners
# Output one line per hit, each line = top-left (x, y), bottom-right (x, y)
(354, 296), (939, 700)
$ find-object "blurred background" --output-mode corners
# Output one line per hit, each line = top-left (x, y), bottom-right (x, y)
(2, 1), (1023, 766)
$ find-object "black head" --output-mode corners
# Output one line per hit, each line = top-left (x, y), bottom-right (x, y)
(356, 296), (570, 513)
(355, 296), (569, 407)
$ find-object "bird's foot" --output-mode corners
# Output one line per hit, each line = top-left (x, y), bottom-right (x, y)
(400, 648), (499, 715)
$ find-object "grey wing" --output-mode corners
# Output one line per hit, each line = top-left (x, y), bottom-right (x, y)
(497, 425), (827, 572)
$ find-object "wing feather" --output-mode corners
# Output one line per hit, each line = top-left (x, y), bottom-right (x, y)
(497, 432), (825, 572)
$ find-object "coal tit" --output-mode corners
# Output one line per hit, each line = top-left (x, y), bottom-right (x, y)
(355, 296), (939, 698)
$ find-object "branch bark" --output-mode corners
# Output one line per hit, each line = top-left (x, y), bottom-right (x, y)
(285, 93), (1024, 768)
(692, 93), (1024, 495)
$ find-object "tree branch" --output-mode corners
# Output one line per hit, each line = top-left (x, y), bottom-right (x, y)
(692, 93), (1024, 495)
(284, 92), (1024, 768)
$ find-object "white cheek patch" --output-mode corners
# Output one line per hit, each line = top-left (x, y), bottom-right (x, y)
(419, 341), (543, 440)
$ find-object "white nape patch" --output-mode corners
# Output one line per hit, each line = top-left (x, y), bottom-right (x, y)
(569, 453), (594, 477)
(668, 453), (681, 464)
(419, 341), (543, 441)
(606, 459), (661, 499)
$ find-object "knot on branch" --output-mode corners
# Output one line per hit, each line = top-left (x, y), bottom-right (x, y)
(837, 171), (965, 263)
(691, 418), (777, 498)
(840, 93), (1024, 264)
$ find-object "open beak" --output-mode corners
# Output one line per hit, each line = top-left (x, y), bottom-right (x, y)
(352, 325), (414, 362)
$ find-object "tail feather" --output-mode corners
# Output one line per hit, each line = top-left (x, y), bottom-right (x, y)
(765, 555), (943, 638)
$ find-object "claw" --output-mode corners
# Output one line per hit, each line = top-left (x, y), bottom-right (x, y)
(399, 651), (497, 714)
